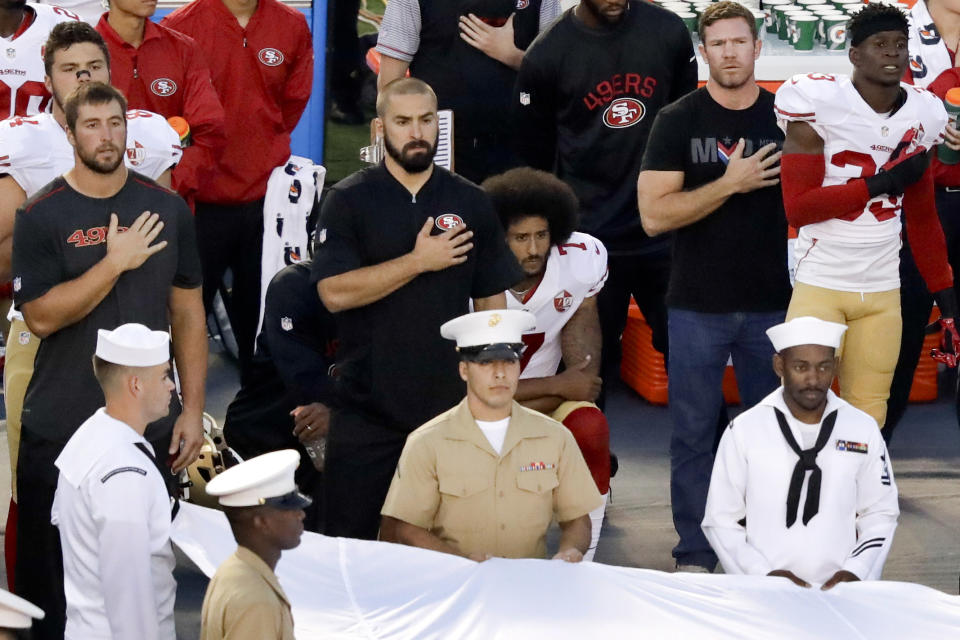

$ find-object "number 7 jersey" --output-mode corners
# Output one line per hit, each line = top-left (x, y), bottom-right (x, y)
(775, 73), (947, 291)
(506, 231), (608, 378)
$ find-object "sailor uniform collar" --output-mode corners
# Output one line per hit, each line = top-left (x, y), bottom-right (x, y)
(761, 388), (844, 528)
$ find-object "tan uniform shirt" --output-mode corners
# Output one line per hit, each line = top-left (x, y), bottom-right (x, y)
(382, 399), (602, 558)
(200, 546), (294, 640)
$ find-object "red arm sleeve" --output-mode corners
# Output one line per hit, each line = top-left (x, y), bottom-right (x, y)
(904, 167), (953, 292)
(281, 20), (314, 134)
(781, 153), (872, 227)
(171, 37), (227, 200)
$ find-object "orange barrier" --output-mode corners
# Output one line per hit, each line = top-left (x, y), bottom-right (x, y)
(620, 303), (939, 406)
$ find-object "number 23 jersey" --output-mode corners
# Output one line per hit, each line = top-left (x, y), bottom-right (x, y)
(506, 231), (608, 379)
(0, 110), (182, 197)
(775, 73), (946, 292)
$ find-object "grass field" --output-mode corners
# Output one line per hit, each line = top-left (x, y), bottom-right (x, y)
(323, 0), (385, 184)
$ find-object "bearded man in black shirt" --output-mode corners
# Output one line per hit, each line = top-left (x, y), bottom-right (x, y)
(312, 78), (523, 540)
(636, 1), (791, 573)
(515, 0), (698, 406)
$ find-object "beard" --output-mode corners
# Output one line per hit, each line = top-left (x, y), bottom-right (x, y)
(384, 132), (438, 174)
(77, 142), (124, 174)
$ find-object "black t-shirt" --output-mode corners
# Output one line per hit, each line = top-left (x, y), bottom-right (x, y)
(515, 1), (698, 254)
(412, 0), (542, 137)
(641, 87), (791, 313)
(311, 163), (523, 432)
(224, 260), (337, 459)
(12, 172), (202, 444)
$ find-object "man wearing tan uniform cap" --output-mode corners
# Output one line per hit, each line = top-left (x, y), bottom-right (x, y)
(380, 309), (602, 562)
(200, 449), (311, 640)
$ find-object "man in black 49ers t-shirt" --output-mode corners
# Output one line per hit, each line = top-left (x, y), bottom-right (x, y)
(514, 0), (697, 407)
(637, 1), (791, 573)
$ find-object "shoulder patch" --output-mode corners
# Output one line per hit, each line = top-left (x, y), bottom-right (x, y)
(100, 466), (148, 483)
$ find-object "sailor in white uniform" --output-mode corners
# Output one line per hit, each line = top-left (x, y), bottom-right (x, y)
(702, 316), (899, 589)
(52, 324), (178, 640)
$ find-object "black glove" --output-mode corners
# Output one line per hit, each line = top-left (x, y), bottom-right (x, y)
(865, 149), (931, 198)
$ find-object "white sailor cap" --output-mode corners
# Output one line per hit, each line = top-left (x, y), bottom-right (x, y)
(766, 316), (848, 353)
(96, 323), (170, 367)
(0, 589), (43, 630)
(205, 449), (312, 510)
(440, 310), (536, 362)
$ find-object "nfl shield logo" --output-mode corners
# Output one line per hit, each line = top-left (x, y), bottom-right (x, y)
(520, 92), (530, 106)
(5, 48), (15, 59)
(281, 317), (293, 331)
(18, 331), (29, 345)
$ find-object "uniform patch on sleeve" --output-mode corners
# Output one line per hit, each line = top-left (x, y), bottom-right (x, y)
(101, 466), (148, 483)
(835, 439), (868, 454)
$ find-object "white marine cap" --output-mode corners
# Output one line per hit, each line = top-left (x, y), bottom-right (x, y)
(205, 449), (312, 509)
(96, 323), (170, 367)
(0, 589), (43, 629)
(766, 316), (848, 353)
(440, 309), (536, 362)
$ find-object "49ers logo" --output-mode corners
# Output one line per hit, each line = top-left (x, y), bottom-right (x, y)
(602, 98), (644, 129)
(258, 48), (284, 66)
(435, 213), (464, 230)
(67, 225), (128, 247)
(150, 78), (177, 96)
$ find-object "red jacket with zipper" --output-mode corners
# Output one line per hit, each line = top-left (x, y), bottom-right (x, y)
(97, 14), (226, 201)
(162, 0), (314, 204)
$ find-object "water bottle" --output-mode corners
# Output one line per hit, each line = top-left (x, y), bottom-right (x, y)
(304, 436), (327, 472)
(937, 87), (960, 165)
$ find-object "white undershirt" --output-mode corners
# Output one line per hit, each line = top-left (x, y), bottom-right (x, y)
(782, 408), (825, 449)
(476, 418), (510, 455)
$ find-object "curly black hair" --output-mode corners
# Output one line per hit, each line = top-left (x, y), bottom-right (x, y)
(847, 3), (908, 47)
(481, 168), (579, 245)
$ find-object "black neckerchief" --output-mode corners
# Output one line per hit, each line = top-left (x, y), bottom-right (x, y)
(134, 442), (180, 521)
(773, 408), (838, 528)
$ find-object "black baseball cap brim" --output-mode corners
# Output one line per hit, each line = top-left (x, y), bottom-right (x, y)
(262, 490), (313, 510)
(459, 343), (525, 363)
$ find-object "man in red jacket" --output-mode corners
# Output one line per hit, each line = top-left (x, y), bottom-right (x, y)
(96, 0), (226, 202)
(163, 0), (314, 380)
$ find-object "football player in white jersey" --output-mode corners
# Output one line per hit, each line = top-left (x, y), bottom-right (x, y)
(0, 20), (180, 586)
(483, 167), (611, 561)
(0, 1), (79, 118)
(775, 4), (958, 430)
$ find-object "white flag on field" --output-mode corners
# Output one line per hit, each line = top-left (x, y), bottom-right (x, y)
(172, 502), (960, 639)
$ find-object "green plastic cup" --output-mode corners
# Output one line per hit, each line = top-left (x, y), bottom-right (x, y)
(763, 0), (792, 32)
(822, 14), (848, 49)
(777, 5), (803, 39)
(752, 10), (766, 39)
(676, 11), (698, 32)
(792, 15), (819, 50)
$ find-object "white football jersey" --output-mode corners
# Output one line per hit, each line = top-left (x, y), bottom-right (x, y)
(775, 73), (947, 292)
(0, 109), (182, 197)
(506, 231), (608, 379)
(0, 3), (80, 118)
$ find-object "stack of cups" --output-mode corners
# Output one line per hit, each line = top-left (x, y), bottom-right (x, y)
(766, 0), (854, 52)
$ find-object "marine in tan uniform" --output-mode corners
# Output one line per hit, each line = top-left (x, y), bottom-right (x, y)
(200, 450), (310, 640)
(381, 309), (602, 561)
